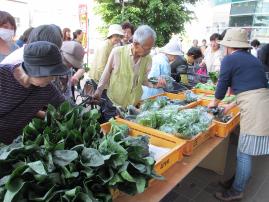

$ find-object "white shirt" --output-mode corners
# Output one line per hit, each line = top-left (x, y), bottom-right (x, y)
(203, 47), (223, 72)
(0, 45), (24, 65)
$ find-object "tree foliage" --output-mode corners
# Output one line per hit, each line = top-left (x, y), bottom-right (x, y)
(95, 0), (198, 46)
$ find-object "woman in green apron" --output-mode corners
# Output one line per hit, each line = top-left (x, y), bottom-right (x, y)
(208, 28), (269, 201)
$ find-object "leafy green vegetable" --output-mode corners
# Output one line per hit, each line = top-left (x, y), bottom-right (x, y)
(209, 71), (219, 83)
(195, 82), (216, 91)
(0, 102), (161, 201)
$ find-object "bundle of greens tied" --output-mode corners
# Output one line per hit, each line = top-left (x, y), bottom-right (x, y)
(0, 102), (162, 202)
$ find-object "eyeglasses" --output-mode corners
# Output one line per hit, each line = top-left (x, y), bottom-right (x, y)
(140, 44), (152, 52)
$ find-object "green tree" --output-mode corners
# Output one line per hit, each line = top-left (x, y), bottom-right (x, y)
(95, 0), (198, 46)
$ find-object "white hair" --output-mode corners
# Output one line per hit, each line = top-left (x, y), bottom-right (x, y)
(133, 25), (156, 45)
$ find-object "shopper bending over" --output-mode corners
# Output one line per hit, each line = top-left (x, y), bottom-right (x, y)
(0, 41), (69, 144)
(208, 28), (269, 201)
(93, 25), (165, 121)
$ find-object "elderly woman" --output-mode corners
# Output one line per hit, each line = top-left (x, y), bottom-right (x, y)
(208, 28), (269, 201)
(89, 24), (124, 85)
(0, 41), (69, 144)
(0, 10), (18, 62)
(142, 40), (182, 99)
(93, 25), (165, 122)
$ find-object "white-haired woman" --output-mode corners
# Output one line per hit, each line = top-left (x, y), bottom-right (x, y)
(93, 25), (165, 122)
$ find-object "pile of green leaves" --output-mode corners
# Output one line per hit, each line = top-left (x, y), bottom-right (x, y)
(135, 107), (213, 140)
(208, 72), (219, 84)
(195, 82), (216, 91)
(0, 102), (161, 202)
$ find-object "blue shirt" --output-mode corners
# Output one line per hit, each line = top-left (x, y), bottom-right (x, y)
(215, 50), (268, 100)
(142, 53), (171, 99)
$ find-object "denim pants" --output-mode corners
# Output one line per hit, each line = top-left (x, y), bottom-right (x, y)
(232, 150), (252, 192)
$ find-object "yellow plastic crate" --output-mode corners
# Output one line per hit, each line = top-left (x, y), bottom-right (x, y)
(192, 88), (215, 95)
(100, 121), (186, 175)
(140, 92), (198, 108)
(116, 118), (215, 156)
(190, 99), (240, 138)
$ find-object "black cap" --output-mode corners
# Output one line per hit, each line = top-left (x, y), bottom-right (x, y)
(22, 41), (69, 77)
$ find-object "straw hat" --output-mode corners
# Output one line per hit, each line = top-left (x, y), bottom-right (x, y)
(218, 28), (251, 48)
(160, 41), (183, 56)
(107, 24), (124, 38)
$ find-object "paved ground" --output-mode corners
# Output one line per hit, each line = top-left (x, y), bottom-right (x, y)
(160, 131), (269, 202)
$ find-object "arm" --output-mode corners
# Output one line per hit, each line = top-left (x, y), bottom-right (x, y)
(209, 57), (232, 108)
(215, 57), (232, 100)
(71, 68), (85, 85)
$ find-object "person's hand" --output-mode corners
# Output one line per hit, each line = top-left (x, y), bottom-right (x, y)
(222, 102), (236, 114)
(93, 90), (101, 102)
(156, 77), (166, 88)
(71, 76), (79, 86)
(208, 99), (219, 108)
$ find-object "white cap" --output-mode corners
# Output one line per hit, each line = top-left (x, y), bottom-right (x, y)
(161, 41), (183, 56)
(107, 24), (124, 38)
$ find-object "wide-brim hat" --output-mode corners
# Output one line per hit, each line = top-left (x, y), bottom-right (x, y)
(23, 41), (70, 77)
(218, 28), (251, 48)
(61, 41), (85, 69)
(107, 24), (124, 38)
(160, 41), (183, 56)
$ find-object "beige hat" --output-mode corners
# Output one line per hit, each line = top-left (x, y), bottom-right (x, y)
(107, 24), (124, 38)
(160, 41), (183, 56)
(218, 28), (251, 48)
(61, 41), (85, 69)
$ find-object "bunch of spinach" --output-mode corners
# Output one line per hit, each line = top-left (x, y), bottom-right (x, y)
(0, 102), (161, 202)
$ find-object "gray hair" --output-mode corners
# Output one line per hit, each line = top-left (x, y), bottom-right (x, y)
(133, 25), (156, 45)
(28, 24), (63, 48)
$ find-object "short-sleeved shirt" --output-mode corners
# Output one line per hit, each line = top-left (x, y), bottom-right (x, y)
(0, 64), (65, 144)
(204, 47), (223, 72)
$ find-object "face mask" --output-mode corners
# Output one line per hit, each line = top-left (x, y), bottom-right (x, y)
(0, 28), (15, 42)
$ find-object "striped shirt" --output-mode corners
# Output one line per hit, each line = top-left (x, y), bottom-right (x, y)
(0, 64), (65, 144)
(239, 134), (269, 156)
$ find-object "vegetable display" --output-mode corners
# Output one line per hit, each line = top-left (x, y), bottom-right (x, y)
(194, 82), (216, 91)
(0, 102), (161, 202)
(136, 106), (213, 139)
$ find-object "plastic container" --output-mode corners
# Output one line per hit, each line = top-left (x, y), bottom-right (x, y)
(101, 121), (186, 175)
(189, 99), (240, 138)
(116, 118), (216, 156)
(192, 88), (215, 95)
(140, 92), (199, 109)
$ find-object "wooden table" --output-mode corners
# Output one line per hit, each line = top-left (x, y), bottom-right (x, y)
(115, 136), (227, 202)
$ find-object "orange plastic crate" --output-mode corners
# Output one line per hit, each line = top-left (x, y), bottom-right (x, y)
(192, 88), (215, 95)
(116, 118), (215, 156)
(140, 92), (198, 109)
(100, 121), (186, 175)
(189, 99), (240, 138)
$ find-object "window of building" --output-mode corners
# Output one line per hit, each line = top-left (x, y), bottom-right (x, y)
(229, 15), (254, 26)
(253, 15), (269, 26)
(230, 1), (257, 15)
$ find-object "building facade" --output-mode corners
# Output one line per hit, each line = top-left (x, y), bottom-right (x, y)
(210, 0), (269, 43)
